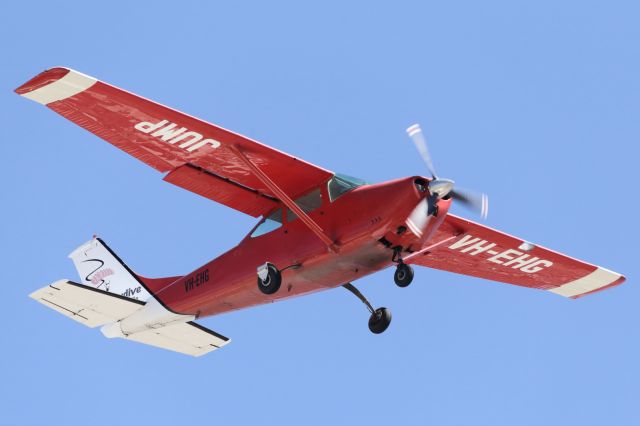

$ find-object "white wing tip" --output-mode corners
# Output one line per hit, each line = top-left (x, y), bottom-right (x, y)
(17, 67), (97, 105)
(548, 267), (625, 298)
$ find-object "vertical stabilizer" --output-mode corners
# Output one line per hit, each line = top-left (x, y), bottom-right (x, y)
(68, 238), (152, 302)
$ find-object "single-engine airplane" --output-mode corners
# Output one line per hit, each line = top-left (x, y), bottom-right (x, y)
(17, 68), (626, 356)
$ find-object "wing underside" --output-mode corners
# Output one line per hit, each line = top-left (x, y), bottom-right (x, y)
(16, 67), (333, 217)
(406, 214), (625, 298)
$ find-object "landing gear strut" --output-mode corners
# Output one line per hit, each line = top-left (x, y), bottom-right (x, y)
(342, 283), (392, 334)
(392, 247), (414, 288)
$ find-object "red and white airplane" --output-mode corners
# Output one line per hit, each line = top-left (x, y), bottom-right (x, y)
(17, 68), (626, 356)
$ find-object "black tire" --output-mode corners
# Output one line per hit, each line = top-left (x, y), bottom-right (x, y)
(394, 263), (414, 287)
(368, 307), (392, 334)
(257, 263), (282, 295)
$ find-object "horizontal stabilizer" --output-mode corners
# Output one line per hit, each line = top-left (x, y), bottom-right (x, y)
(29, 280), (230, 356)
(126, 321), (230, 357)
(29, 280), (143, 328)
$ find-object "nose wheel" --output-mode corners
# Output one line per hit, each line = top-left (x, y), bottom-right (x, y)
(342, 283), (392, 334)
(392, 246), (414, 287)
(394, 263), (414, 287)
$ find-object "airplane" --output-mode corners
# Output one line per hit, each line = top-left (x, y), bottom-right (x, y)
(16, 67), (626, 357)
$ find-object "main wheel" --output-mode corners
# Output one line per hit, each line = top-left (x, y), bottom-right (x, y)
(257, 263), (282, 295)
(394, 263), (414, 287)
(368, 307), (392, 334)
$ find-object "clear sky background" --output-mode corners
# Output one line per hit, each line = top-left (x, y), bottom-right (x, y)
(1, 1), (637, 425)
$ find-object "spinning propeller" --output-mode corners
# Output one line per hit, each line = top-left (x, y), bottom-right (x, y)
(404, 124), (488, 236)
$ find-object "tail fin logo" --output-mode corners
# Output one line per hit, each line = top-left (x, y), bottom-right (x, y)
(83, 259), (115, 289)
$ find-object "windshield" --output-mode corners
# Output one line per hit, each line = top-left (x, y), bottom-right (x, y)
(327, 173), (367, 202)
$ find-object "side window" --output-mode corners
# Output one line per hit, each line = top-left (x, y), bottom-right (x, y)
(250, 209), (283, 238)
(286, 189), (322, 222)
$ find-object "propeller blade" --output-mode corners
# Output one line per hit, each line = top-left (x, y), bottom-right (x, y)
(406, 124), (437, 178)
(451, 188), (489, 219)
(405, 123), (488, 220)
(405, 198), (430, 238)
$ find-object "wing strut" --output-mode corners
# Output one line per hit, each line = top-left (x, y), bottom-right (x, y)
(230, 146), (339, 252)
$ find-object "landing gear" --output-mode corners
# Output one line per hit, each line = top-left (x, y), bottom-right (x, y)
(394, 263), (414, 288)
(257, 263), (281, 295)
(342, 283), (392, 334)
(392, 246), (414, 288)
(368, 307), (392, 334)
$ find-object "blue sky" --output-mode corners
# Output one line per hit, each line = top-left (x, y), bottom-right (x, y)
(1, 1), (637, 425)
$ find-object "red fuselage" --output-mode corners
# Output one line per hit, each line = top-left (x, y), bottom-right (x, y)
(151, 176), (451, 317)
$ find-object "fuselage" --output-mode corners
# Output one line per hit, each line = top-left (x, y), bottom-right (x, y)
(153, 175), (451, 317)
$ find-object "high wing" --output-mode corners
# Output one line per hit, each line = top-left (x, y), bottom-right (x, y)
(406, 214), (625, 298)
(15, 67), (333, 217)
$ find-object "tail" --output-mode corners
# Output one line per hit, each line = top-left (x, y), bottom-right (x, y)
(29, 237), (229, 357)
(68, 237), (180, 302)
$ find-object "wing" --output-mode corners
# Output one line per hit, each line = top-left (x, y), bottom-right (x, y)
(16, 67), (333, 217)
(406, 214), (625, 298)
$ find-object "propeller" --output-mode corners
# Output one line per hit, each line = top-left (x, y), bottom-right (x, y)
(406, 123), (489, 220)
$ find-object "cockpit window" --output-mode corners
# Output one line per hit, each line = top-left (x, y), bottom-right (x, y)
(327, 173), (367, 202)
(250, 209), (283, 238)
(286, 189), (322, 222)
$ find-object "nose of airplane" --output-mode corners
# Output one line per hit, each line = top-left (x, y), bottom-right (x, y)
(428, 178), (455, 198)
